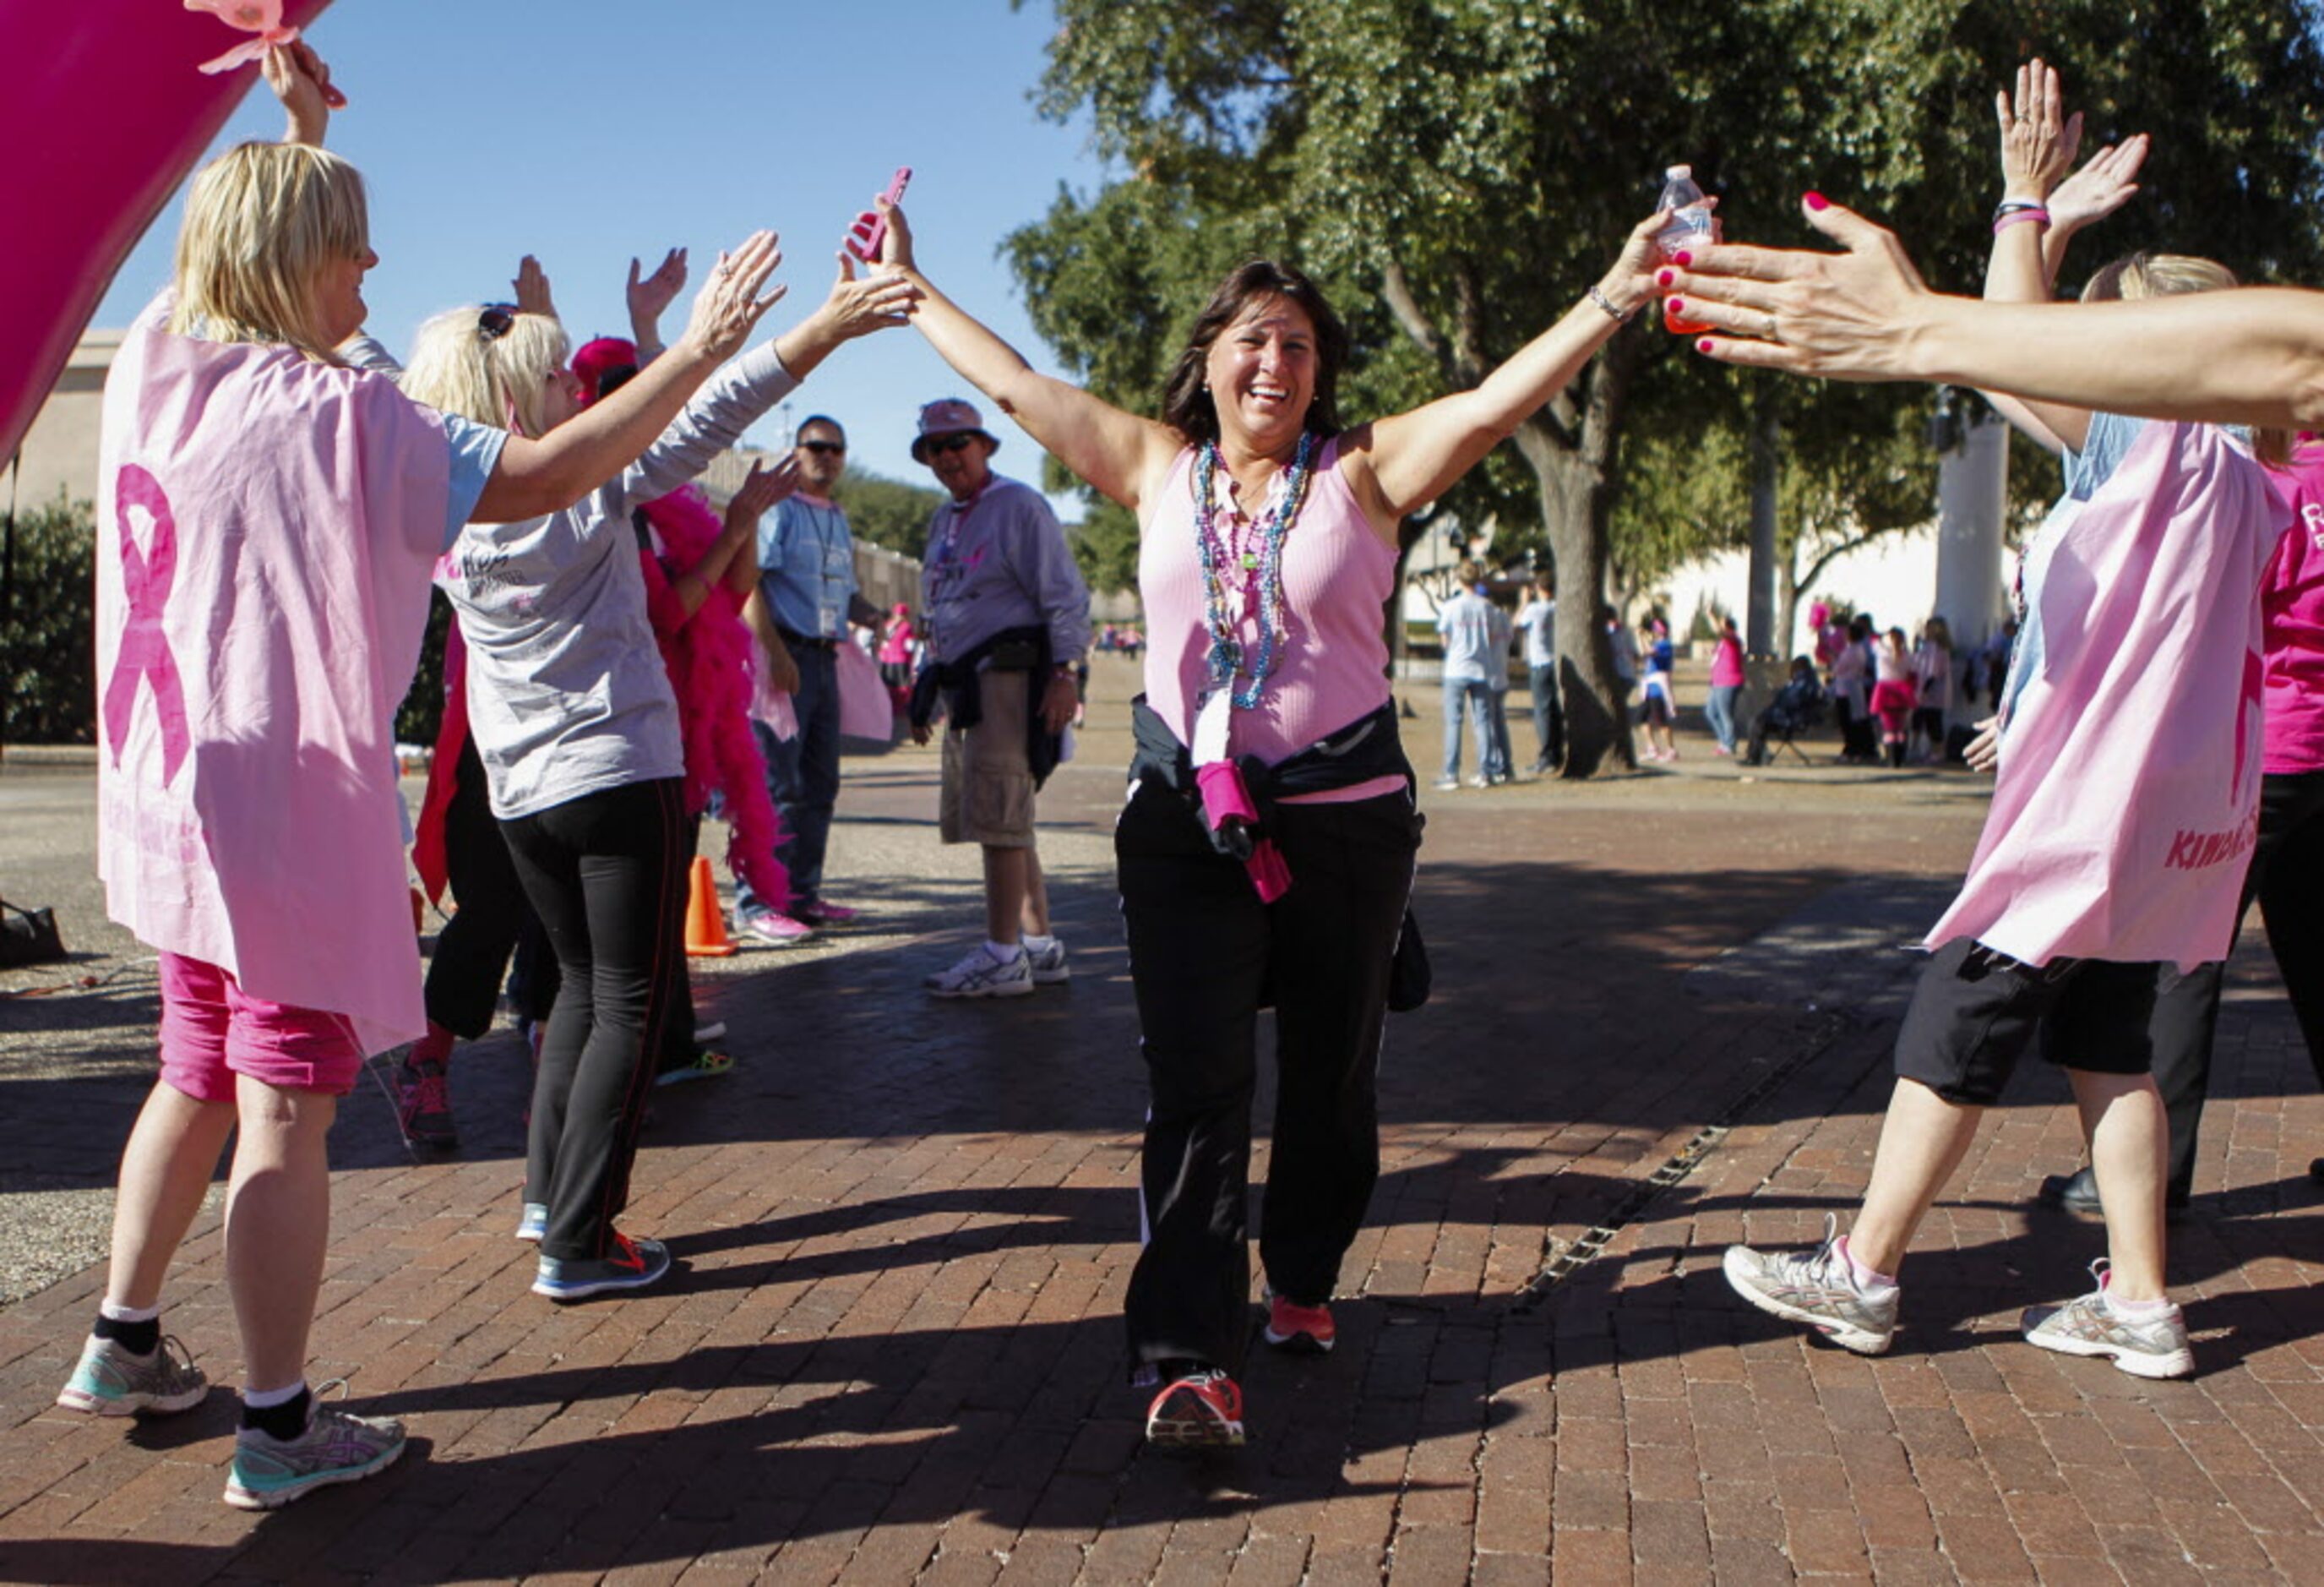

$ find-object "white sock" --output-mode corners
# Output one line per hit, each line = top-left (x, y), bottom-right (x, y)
(985, 940), (1023, 963)
(1022, 932), (1057, 953)
(2105, 1290), (2173, 1318)
(242, 1379), (308, 1409)
(1836, 1236), (1898, 1295)
(98, 1300), (161, 1324)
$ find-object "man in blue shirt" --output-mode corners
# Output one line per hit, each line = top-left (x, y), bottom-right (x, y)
(736, 415), (884, 943)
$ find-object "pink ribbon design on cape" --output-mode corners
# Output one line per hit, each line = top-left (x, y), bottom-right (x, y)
(105, 465), (191, 786)
(184, 0), (299, 75)
(1195, 761), (1292, 903)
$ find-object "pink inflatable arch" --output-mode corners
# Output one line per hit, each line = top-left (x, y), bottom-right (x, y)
(0, 0), (335, 468)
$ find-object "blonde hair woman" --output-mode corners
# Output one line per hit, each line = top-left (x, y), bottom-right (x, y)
(63, 42), (784, 1508)
(398, 251), (912, 1308)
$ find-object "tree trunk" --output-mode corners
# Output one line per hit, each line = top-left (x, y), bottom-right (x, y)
(1512, 379), (1635, 777)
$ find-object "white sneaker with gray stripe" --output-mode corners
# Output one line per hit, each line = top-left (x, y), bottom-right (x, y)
(1723, 1213), (1899, 1355)
(923, 945), (1035, 1000)
(2022, 1260), (2193, 1379)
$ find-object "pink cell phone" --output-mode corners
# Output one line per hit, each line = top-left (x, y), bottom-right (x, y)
(844, 167), (913, 263)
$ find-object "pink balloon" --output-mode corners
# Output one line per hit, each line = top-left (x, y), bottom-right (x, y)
(0, 0), (335, 468)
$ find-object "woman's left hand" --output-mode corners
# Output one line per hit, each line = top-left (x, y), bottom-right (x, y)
(814, 251), (922, 341)
(1597, 210), (1674, 320)
(1996, 57), (2081, 202)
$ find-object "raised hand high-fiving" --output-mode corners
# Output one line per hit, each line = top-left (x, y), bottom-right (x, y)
(678, 232), (786, 363)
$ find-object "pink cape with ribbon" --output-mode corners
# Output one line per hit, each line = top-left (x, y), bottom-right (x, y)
(1928, 420), (2289, 971)
(96, 297), (453, 1055)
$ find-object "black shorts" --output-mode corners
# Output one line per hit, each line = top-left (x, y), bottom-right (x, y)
(1892, 940), (2161, 1106)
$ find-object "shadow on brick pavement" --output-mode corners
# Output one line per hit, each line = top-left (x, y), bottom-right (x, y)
(3, 668), (2321, 1583)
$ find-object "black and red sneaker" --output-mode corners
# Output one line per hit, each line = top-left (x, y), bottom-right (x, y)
(1262, 1292), (1336, 1354)
(1144, 1369), (1246, 1448)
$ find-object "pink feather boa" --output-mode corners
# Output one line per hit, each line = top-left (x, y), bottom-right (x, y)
(637, 484), (788, 911)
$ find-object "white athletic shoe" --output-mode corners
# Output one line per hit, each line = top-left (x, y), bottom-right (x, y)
(923, 945), (1035, 1000)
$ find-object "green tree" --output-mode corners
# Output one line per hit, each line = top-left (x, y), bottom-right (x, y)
(0, 494), (95, 745)
(1013, 0), (2324, 773)
(835, 463), (946, 558)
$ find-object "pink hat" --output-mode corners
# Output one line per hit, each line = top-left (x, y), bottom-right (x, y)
(911, 397), (999, 462)
(572, 336), (640, 407)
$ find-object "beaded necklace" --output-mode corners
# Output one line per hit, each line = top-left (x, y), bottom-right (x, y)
(1194, 431), (1318, 710)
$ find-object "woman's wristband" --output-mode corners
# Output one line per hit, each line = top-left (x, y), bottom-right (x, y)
(1992, 199), (2050, 235)
(1587, 284), (1635, 323)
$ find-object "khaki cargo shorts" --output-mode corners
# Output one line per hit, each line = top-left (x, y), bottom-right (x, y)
(939, 668), (1037, 847)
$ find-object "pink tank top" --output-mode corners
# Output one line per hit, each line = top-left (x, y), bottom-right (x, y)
(1140, 439), (1405, 804)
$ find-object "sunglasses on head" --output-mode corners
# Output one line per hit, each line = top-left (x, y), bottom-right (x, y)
(924, 433), (979, 456)
(477, 303), (519, 342)
(798, 439), (846, 455)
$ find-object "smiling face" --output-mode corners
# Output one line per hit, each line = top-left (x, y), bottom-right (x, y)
(1202, 293), (1317, 453)
(923, 433), (994, 501)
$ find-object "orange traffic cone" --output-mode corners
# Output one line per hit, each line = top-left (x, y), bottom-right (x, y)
(683, 856), (737, 957)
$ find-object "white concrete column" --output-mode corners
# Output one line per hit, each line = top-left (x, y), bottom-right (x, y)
(1933, 399), (2011, 652)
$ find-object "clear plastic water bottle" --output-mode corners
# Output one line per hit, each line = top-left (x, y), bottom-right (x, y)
(1657, 165), (1718, 334)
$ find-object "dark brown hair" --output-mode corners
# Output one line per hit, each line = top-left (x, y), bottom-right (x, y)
(1160, 260), (1350, 444)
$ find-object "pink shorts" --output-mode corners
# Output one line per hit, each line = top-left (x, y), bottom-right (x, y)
(157, 953), (365, 1102)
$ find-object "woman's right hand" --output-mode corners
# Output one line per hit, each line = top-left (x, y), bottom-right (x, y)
(677, 232), (786, 363)
(1995, 57), (2081, 204)
(2047, 134), (2149, 235)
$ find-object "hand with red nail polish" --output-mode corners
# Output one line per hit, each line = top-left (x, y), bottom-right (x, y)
(1674, 194), (1943, 379)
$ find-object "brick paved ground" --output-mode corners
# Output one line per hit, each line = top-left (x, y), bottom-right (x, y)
(1, 659), (2319, 1584)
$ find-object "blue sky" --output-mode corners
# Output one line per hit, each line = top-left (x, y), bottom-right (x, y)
(98, 0), (1109, 502)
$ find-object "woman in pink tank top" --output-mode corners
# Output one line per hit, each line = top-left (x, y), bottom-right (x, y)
(859, 195), (1667, 1449)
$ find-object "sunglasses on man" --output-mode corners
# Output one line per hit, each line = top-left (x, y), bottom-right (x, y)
(797, 439), (846, 455)
(923, 434), (979, 456)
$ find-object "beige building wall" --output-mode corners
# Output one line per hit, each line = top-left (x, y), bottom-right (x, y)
(11, 330), (122, 514)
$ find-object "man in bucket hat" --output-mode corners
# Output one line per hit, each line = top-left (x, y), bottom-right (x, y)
(906, 399), (1090, 998)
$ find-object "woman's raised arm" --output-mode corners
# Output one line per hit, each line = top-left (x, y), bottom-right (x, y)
(872, 200), (1180, 512)
(474, 232), (786, 521)
(1351, 213), (1663, 524)
(1669, 199), (2324, 432)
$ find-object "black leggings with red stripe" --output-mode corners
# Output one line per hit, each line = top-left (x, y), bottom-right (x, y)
(500, 777), (686, 1263)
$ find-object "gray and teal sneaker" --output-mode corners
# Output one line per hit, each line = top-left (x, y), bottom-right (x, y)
(222, 1389), (405, 1509)
(1723, 1213), (1899, 1355)
(531, 1230), (672, 1301)
(56, 1334), (208, 1416)
(2022, 1261), (2194, 1379)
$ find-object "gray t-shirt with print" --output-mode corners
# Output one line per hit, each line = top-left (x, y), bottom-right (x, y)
(444, 342), (799, 819)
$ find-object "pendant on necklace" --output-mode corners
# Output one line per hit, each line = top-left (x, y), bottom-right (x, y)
(1239, 552), (1260, 572)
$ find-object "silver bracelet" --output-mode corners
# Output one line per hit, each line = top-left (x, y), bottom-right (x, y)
(1587, 284), (1634, 323)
